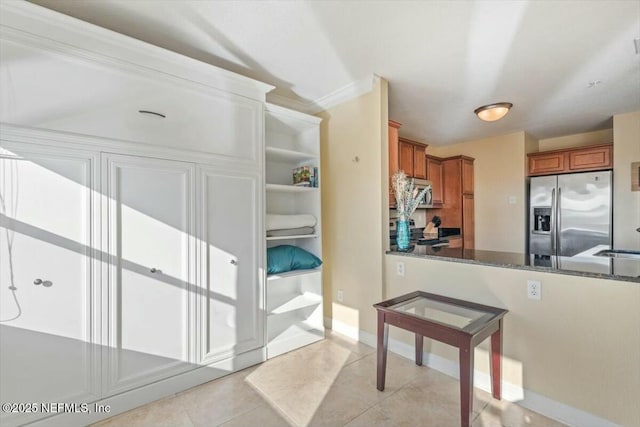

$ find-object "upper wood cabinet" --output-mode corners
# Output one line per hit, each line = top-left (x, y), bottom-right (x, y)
(399, 139), (415, 176)
(426, 155), (444, 205)
(527, 143), (612, 176)
(432, 156), (475, 250)
(388, 121), (429, 206)
(397, 136), (428, 179)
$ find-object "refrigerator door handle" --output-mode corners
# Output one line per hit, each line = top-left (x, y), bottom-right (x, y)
(551, 188), (556, 253)
(557, 187), (562, 255)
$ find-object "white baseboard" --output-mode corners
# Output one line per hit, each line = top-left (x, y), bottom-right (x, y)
(325, 318), (619, 427)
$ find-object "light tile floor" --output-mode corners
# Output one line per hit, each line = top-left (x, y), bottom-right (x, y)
(93, 331), (567, 427)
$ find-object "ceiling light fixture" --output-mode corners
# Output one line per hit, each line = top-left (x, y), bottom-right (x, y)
(474, 102), (513, 122)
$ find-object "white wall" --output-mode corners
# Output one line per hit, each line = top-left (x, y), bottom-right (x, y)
(317, 77), (388, 331)
(613, 111), (640, 251)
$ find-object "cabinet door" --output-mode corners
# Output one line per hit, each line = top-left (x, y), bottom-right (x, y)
(462, 194), (475, 250)
(399, 141), (414, 176)
(528, 152), (566, 176)
(413, 145), (426, 179)
(0, 142), (100, 427)
(103, 154), (195, 395)
(567, 145), (612, 171)
(197, 167), (263, 365)
(462, 159), (474, 195)
(426, 157), (443, 205)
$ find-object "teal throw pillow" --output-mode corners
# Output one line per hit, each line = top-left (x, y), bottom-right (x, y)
(267, 245), (322, 274)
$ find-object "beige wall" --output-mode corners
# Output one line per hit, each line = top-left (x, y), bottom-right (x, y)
(427, 132), (529, 253)
(538, 128), (613, 151)
(317, 78), (388, 332)
(613, 111), (640, 251)
(385, 255), (640, 427)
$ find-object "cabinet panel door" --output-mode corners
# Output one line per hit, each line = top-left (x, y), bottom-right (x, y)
(0, 142), (99, 427)
(198, 167), (263, 364)
(399, 142), (414, 176)
(103, 154), (195, 395)
(462, 159), (474, 195)
(567, 145), (612, 171)
(528, 152), (566, 176)
(413, 145), (426, 179)
(1, 39), (262, 162)
(427, 158), (443, 205)
(462, 194), (475, 250)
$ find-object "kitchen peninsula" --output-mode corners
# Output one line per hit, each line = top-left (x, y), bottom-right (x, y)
(387, 245), (640, 283)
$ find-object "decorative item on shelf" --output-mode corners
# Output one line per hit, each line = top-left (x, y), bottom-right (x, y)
(391, 171), (431, 251)
(293, 166), (311, 186)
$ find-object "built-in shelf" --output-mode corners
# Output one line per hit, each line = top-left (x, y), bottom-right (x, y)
(268, 293), (322, 316)
(266, 146), (318, 163)
(266, 234), (319, 241)
(266, 183), (317, 193)
(265, 103), (323, 359)
(266, 268), (322, 281)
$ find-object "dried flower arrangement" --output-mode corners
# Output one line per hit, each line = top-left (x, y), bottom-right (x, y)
(391, 170), (431, 221)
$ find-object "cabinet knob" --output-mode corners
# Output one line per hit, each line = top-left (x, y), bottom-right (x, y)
(230, 259), (238, 266)
(33, 279), (43, 285)
(150, 268), (159, 273)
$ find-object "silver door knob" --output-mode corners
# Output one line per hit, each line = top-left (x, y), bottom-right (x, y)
(33, 279), (43, 285)
(230, 259), (238, 265)
(150, 268), (159, 273)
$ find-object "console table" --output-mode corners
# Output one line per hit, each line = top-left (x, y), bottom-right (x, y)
(373, 291), (508, 427)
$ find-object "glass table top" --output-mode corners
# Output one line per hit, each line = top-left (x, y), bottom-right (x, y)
(388, 296), (489, 329)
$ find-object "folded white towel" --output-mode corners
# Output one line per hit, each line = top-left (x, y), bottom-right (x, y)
(267, 227), (315, 237)
(266, 214), (317, 231)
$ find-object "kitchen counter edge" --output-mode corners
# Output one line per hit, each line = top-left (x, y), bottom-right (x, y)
(386, 249), (640, 283)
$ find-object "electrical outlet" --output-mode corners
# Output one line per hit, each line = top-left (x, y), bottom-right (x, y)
(396, 262), (405, 276)
(527, 280), (541, 300)
(337, 289), (344, 302)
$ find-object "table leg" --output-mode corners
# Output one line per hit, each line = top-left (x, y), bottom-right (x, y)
(376, 311), (389, 391)
(415, 334), (423, 366)
(459, 344), (474, 427)
(490, 319), (503, 400)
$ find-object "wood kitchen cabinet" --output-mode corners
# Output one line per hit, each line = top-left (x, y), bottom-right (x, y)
(426, 155), (444, 205)
(527, 143), (612, 176)
(431, 156), (475, 250)
(388, 121), (429, 206)
(398, 136), (428, 179)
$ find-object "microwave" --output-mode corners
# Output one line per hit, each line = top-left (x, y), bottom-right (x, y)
(391, 178), (433, 209)
(414, 179), (434, 208)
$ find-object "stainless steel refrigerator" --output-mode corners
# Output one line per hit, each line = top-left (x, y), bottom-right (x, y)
(529, 171), (612, 258)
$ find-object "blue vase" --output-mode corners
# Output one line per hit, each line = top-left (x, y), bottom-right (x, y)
(396, 219), (410, 250)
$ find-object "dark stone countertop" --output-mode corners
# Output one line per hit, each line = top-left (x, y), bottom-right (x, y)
(387, 244), (640, 283)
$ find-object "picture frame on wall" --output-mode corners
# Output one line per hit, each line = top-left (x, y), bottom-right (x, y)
(632, 162), (640, 192)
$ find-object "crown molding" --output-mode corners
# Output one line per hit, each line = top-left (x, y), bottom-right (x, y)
(267, 74), (380, 115)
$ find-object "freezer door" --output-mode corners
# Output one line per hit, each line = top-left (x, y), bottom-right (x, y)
(557, 171), (612, 257)
(529, 175), (557, 256)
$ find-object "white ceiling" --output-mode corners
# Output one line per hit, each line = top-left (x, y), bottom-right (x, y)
(29, 0), (640, 145)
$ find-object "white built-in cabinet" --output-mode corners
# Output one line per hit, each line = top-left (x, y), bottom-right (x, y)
(0, 142), (101, 427)
(102, 154), (197, 395)
(0, 2), (270, 426)
(197, 166), (264, 365)
(265, 104), (324, 358)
